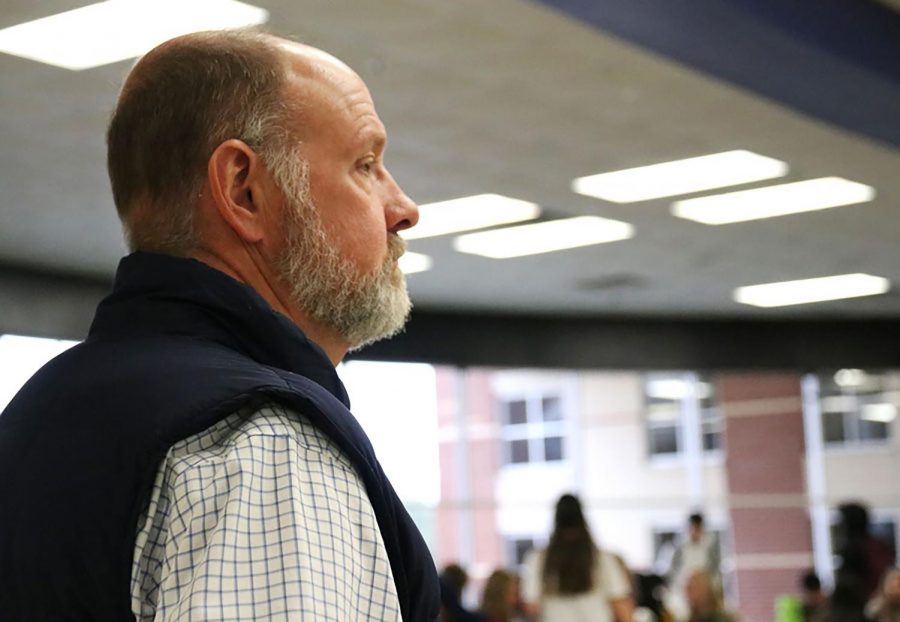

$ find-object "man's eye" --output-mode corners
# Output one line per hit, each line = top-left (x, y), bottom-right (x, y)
(359, 161), (374, 175)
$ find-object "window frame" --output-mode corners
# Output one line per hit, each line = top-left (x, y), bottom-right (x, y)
(498, 393), (567, 466)
(818, 371), (894, 448)
(643, 372), (723, 461)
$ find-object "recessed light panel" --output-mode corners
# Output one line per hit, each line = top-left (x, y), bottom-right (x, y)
(672, 177), (875, 225)
(0, 0), (269, 71)
(733, 273), (890, 308)
(453, 216), (634, 259)
(403, 194), (540, 240)
(398, 252), (432, 275)
(571, 150), (788, 203)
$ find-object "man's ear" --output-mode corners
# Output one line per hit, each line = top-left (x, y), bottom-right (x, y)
(206, 139), (273, 243)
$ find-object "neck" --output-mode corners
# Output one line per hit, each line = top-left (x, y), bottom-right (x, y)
(188, 248), (349, 365)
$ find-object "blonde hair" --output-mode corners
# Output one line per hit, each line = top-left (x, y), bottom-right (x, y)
(481, 569), (516, 622)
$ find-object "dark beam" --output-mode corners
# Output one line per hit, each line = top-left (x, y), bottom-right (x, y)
(355, 310), (900, 371)
(0, 265), (110, 341)
(1, 266), (898, 370)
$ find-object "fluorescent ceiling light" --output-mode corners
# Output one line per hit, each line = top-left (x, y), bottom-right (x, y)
(861, 403), (897, 423)
(0, 0), (268, 71)
(672, 177), (875, 225)
(571, 150), (788, 203)
(453, 216), (634, 259)
(833, 368), (869, 388)
(403, 194), (540, 240)
(398, 252), (432, 275)
(733, 273), (890, 308)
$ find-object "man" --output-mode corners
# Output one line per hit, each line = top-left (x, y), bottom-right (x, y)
(0, 29), (439, 620)
(798, 571), (828, 621)
(666, 513), (721, 616)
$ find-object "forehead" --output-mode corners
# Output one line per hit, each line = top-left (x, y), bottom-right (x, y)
(280, 46), (386, 150)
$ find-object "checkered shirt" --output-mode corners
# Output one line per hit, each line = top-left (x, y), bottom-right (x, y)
(130, 402), (401, 621)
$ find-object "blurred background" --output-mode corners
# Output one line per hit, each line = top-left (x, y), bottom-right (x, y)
(1, 1), (898, 620)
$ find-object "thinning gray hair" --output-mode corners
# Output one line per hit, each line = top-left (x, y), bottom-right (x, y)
(106, 29), (296, 253)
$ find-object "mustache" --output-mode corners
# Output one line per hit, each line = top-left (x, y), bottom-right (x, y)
(388, 234), (407, 261)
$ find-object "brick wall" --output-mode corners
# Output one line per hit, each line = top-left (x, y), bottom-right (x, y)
(720, 373), (813, 622)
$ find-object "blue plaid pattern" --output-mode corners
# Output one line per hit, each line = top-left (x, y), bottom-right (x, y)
(130, 403), (401, 621)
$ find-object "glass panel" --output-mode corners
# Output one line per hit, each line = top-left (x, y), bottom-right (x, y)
(509, 439), (529, 464)
(649, 425), (679, 455)
(702, 426), (722, 451)
(858, 417), (889, 441)
(544, 436), (564, 461)
(653, 530), (678, 557)
(822, 411), (846, 443)
(541, 396), (563, 422)
(701, 405), (722, 452)
(511, 538), (535, 565)
(647, 402), (680, 422)
(506, 399), (528, 425)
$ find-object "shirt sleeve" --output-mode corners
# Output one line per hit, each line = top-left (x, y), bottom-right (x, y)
(131, 403), (401, 621)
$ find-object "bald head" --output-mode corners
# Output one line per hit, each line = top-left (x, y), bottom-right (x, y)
(107, 30), (338, 254)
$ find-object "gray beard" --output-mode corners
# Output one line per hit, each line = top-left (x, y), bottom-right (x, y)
(268, 152), (412, 351)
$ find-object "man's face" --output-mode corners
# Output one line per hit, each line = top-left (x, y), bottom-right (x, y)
(267, 143), (411, 351)
(265, 61), (418, 349)
(689, 523), (703, 542)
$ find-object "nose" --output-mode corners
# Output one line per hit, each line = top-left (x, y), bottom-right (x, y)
(383, 168), (419, 233)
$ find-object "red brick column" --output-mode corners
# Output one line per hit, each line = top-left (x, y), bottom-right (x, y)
(719, 373), (814, 622)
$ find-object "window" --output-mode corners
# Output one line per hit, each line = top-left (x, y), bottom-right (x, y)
(644, 373), (721, 458)
(506, 537), (536, 567)
(646, 389), (682, 456)
(819, 370), (894, 446)
(499, 394), (566, 465)
(699, 380), (723, 452)
(652, 529), (680, 570)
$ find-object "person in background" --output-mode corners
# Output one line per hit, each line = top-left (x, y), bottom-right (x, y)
(866, 568), (900, 622)
(522, 493), (634, 622)
(834, 503), (896, 603)
(668, 513), (722, 598)
(480, 569), (522, 622)
(685, 570), (738, 622)
(800, 571), (829, 622)
(441, 564), (487, 622)
(635, 573), (676, 622)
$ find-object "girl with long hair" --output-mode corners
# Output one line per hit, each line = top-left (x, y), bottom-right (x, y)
(522, 494), (634, 622)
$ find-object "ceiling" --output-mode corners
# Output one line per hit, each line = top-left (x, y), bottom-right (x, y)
(1, 0), (899, 330)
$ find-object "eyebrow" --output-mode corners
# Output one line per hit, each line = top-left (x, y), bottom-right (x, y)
(365, 132), (386, 153)
(352, 126), (387, 154)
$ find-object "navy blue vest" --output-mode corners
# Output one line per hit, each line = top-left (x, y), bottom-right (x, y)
(0, 252), (439, 621)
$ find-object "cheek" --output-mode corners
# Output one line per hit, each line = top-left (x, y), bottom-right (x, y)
(310, 170), (387, 263)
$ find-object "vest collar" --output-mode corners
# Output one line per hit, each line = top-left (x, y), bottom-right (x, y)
(90, 252), (350, 407)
